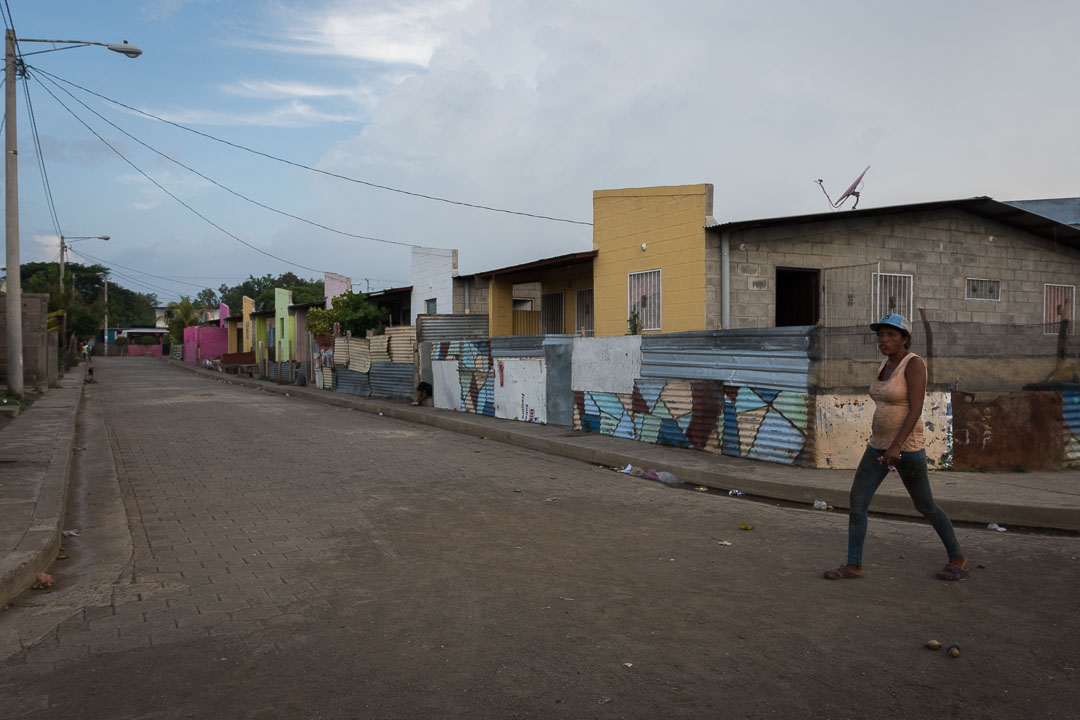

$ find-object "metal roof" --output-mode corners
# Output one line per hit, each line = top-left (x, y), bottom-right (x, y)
(367, 285), (412, 297)
(288, 300), (326, 311)
(475, 250), (597, 277)
(706, 197), (1080, 249)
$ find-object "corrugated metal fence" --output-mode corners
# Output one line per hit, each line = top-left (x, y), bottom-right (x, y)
(417, 314), (489, 343)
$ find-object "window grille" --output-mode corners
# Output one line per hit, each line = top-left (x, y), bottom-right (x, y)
(540, 292), (564, 334)
(965, 278), (1000, 301)
(1044, 284), (1075, 334)
(576, 288), (594, 336)
(873, 272), (913, 320)
(628, 269), (662, 331)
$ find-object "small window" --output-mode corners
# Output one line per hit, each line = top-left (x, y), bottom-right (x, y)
(425, 298), (437, 314)
(1044, 284), (1075, 334)
(965, 278), (1000, 301)
(576, 288), (594, 336)
(873, 272), (913, 319)
(628, 269), (662, 331)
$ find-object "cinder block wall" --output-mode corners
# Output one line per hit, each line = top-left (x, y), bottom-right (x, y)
(721, 208), (1080, 329)
(592, 184), (713, 337)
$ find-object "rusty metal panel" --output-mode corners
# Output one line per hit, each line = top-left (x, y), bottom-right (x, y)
(335, 367), (371, 396)
(641, 328), (815, 392)
(370, 362), (415, 398)
(416, 314), (489, 343)
(952, 391), (1065, 470)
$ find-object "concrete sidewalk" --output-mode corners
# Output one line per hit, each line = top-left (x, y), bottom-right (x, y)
(0, 372), (83, 608)
(3, 357), (1077, 607)
(165, 358), (1080, 532)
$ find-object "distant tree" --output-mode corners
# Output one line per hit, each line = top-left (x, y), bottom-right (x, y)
(195, 287), (219, 308)
(334, 290), (388, 336)
(218, 273), (324, 311)
(166, 297), (199, 342)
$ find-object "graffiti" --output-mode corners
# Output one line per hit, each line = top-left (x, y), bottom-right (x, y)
(1064, 391), (1080, 466)
(574, 379), (812, 466)
(433, 340), (495, 416)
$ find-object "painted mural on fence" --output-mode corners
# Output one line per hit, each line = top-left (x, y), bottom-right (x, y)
(1064, 391), (1080, 467)
(573, 379), (813, 465)
(432, 340), (495, 416)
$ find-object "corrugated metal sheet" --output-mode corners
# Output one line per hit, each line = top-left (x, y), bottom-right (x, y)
(1064, 391), (1080, 466)
(370, 362), (415, 398)
(267, 362), (279, 380)
(384, 326), (417, 363)
(369, 335), (391, 363)
(335, 367), (371, 396)
(321, 366), (334, 390)
(347, 337), (371, 373)
(491, 334), (576, 358)
(333, 336), (349, 366)
(641, 328), (816, 392)
(416, 314), (489, 343)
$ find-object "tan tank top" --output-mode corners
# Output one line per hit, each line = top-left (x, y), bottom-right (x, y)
(868, 352), (925, 452)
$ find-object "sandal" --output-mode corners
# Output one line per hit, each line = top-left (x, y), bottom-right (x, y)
(935, 563), (969, 581)
(823, 565), (864, 580)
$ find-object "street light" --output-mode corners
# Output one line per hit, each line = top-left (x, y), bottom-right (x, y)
(5, 31), (140, 395)
(58, 234), (109, 294)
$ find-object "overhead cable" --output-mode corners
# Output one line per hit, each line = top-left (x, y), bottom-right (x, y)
(33, 67), (593, 227)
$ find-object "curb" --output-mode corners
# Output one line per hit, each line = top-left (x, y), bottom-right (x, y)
(0, 365), (85, 607)
(163, 358), (1080, 532)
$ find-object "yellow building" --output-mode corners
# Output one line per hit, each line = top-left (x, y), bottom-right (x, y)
(483, 251), (596, 337)
(592, 184), (715, 337)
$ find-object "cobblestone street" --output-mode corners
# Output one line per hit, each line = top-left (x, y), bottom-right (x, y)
(1, 358), (1078, 719)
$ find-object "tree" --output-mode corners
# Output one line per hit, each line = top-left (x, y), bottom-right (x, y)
(334, 290), (388, 336)
(195, 288), (219, 308)
(217, 273), (325, 311)
(165, 297), (199, 342)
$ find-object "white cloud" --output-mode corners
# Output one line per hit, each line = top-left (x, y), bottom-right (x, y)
(144, 100), (362, 127)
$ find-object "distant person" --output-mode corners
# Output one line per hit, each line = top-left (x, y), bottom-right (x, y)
(411, 381), (433, 407)
(823, 314), (967, 581)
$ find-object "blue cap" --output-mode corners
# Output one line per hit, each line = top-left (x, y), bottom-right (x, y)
(870, 313), (912, 335)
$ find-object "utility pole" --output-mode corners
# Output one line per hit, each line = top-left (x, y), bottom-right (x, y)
(103, 275), (108, 356)
(5, 29), (23, 394)
(59, 236), (65, 293)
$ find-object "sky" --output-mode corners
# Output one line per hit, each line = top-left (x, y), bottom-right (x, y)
(7, 0), (1080, 304)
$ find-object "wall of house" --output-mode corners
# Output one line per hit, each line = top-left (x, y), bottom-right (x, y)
(411, 247), (458, 322)
(183, 326), (229, 363)
(242, 296), (254, 352)
(274, 289), (293, 362)
(592, 184), (713, 337)
(227, 320), (239, 354)
(452, 276), (490, 314)
(253, 315), (270, 363)
(324, 272), (351, 308)
(720, 208), (1080, 329)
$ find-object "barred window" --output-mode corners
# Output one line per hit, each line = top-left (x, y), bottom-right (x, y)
(576, 288), (594, 336)
(1044, 284), (1075, 334)
(540, 292), (564, 334)
(965, 278), (1001, 301)
(873, 272), (913, 319)
(628, 269), (662, 331)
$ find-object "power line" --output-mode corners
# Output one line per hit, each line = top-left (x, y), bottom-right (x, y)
(33, 69), (423, 249)
(33, 67), (593, 227)
(66, 246), (209, 290)
(66, 247), (183, 299)
(31, 75), (327, 275)
(22, 73), (63, 239)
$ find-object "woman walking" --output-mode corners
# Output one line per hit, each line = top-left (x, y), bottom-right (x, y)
(824, 314), (968, 581)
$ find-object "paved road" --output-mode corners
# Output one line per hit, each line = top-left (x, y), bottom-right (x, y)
(1, 359), (1078, 719)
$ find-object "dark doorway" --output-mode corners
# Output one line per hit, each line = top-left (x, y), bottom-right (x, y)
(775, 268), (820, 326)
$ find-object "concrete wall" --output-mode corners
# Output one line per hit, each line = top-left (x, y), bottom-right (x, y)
(0, 293), (50, 388)
(572, 335), (641, 393)
(813, 391), (952, 470)
(183, 325), (228, 363)
(411, 247), (458, 323)
(718, 208), (1080, 329)
(452, 276), (490, 314)
(592, 184), (713, 337)
(324, 272), (351, 309)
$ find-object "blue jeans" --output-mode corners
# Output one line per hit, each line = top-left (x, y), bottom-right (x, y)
(847, 445), (963, 567)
